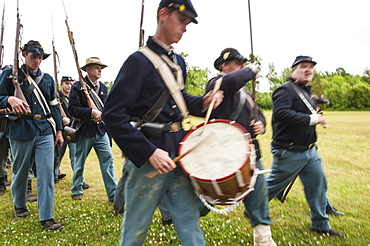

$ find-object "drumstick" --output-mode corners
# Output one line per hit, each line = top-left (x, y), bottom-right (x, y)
(204, 77), (223, 126)
(145, 134), (211, 179)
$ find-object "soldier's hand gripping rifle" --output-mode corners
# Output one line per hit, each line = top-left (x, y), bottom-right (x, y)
(61, 0), (102, 116)
(8, 0), (31, 114)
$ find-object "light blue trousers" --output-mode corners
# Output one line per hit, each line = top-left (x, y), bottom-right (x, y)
(54, 140), (76, 180)
(71, 133), (116, 201)
(266, 147), (330, 231)
(10, 133), (55, 221)
(243, 160), (272, 227)
(120, 159), (205, 246)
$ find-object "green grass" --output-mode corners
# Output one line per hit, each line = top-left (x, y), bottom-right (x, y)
(1, 111), (369, 245)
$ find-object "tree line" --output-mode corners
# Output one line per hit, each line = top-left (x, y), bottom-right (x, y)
(183, 61), (370, 111)
(103, 56), (370, 111)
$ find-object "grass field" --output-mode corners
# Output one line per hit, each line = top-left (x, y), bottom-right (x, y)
(0, 111), (369, 245)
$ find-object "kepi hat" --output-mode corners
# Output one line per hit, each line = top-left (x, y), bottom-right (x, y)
(214, 48), (248, 71)
(81, 57), (107, 72)
(22, 40), (50, 60)
(159, 0), (198, 24)
(291, 56), (317, 68)
(61, 76), (74, 82)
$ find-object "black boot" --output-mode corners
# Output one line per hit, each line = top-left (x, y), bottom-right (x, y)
(26, 179), (37, 202)
(0, 177), (6, 196)
(4, 175), (11, 186)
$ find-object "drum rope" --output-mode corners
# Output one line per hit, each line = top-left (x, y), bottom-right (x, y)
(198, 194), (243, 214)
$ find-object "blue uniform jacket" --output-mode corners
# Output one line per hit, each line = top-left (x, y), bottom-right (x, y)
(205, 67), (266, 160)
(272, 76), (318, 146)
(68, 76), (108, 138)
(102, 37), (205, 168)
(0, 65), (62, 140)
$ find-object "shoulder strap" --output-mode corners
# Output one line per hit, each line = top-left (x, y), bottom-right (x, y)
(138, 89), (169, 126)
(23, 73), (44, 98)
(288, 81), (316, 114)
(139, 46), (189, 119)
(229, 88), (255, 121)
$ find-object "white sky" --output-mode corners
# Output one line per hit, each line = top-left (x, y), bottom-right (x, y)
(1, 0), (369, 92)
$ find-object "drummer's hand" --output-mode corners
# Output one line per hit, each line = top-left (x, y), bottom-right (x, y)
(149, 148), (176, 174)
(203, 90), (224, 110)
(250, 120), (265, 135)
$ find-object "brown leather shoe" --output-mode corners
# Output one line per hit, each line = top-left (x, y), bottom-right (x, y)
(71, 194), (83, 200)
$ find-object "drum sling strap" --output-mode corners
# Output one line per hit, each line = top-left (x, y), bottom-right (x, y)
(139, 46), (190, 122)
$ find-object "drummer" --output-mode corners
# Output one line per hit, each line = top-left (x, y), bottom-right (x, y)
(205, 48), (276, 246)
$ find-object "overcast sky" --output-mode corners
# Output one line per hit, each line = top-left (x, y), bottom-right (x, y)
(1, 0), (369, 92)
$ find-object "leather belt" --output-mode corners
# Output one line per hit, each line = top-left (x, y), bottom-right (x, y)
(141, 122), (182, 132)
(272, 140), (315, 152)
(19, 114), (51, 120)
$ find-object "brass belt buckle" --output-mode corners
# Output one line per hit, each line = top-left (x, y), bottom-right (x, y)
(308, 143), (313, 149)
(33, 115), (42, 120)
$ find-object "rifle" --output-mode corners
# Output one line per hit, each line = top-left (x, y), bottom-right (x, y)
(51, 15), (67, 118)
(247, 0), (258, 120)
(139, 0), (145, 47)
(61, 0), (101, 112)
(8, 0), (31, 114)
(0, 4), (5, 69)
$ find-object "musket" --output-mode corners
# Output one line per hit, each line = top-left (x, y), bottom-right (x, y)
(247, 0), (258, 120)
(8, 0), (31, 113)
(139, 0), (145, 47)
(51, 15), (67, 118)
(61, 0), (101, 112)
(0, 4), (5, 69)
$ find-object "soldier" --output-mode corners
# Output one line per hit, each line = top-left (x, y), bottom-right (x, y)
(68, 57), (116, 201)
(54, 76), (75, 183)
(266, 56), (344, 237)
(0, 40), (64, 231)
(205, 48), (276, 246)
(102, 1), (223, 245)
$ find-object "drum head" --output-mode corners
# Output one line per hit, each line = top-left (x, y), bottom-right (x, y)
(179, 119), (251, 181)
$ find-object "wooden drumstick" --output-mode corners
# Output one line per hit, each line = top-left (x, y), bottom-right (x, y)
(145, 134), (211, 179)
(204, 77), (223, 126)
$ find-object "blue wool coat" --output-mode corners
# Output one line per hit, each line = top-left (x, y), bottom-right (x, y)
(68, 76), (108, 138)
(0, 65), (62, 140)
(102, 37), (205, 168)
(272, 76), (318, 146)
